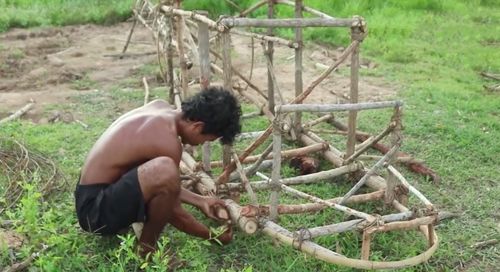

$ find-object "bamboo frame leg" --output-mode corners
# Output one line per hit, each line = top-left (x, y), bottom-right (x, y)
(267, 0), (275, 115)
(361, 230), (371, 260)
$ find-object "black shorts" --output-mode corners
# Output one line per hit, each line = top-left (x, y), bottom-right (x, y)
(74, 167), (146, 235)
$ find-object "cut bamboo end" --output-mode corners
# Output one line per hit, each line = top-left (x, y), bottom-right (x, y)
(225, 199), (258, 234)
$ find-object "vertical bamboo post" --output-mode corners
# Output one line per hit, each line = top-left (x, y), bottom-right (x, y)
(221, 27), (233, 167)
(361, 230), (371, 260)
(198, 10), (212, 173)
(345, 23), (362, 158)
(269, 112), (283, 221)
(175, 0), (188, 98)
(294, 0), (303, 133)
(165, 3), (175, 104)
(267, 0), (275, 114)
(385, 106), (403, 204)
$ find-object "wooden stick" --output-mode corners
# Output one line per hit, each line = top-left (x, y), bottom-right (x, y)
(220, 17), (356, 28)
(344, 122), (395, 164)
(175, 13), (189, 98)
(0, 101), (35, 125)
(294, 0), (304, 133)
(269, 115), (282, 221)
(365, 216), (436, 234)
(241, 111), (261, 120)
(471, 239), (498, 249)
(262, 42), (284, 105)
(387, 165), (433, 207)
(160, 5), (225, 32)
(480, 72), (500, 81)
(228, 164), (359, 191)
(210, 143), (327, 167)
(346, 25), (362, 158)
(276, 101), (403, 113)
(361, 230), (371, 260)
(298, 211), (414, 239)
(229, 142), (273, 182)
(197, 10), (212, 174)
(292, 40), (359, 104)
(142, 77), (150, 105)
(267, 0), (276, 115)
(302, 114), (333, 128)
(232, 153), (258, 205)
(230, 29), (298, 48)
(121, 18), (138, 56)
(339, 145), (399, 205)
(256, 190), (385, 215)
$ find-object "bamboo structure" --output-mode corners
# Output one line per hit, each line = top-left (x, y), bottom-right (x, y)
(124, 0), (439, 269)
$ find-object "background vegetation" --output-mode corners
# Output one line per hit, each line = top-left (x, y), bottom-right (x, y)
(1, 0), (499, 271)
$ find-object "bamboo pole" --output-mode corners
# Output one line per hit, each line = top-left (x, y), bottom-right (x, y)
(174, 2), (189, 98)
(166, 9), (175, 104)
(258, 172), (375, 221)
(269, 115), (282, 221)
(221, 29), (233, 168)
(267, 0), (276, 115)
(257, 190), (385, 215)
(276, 101), (403, 113)
(0, 101), (35, 125)
(220, 18), (356, 28)
(227, 164), (359, 191)
(345, 26), (361, 158)
(294, 0), (304, 134)
(228, 143), (273, 182)
(230, 29), (298, 48)
(302, 114), (333, 128)
(280, 184), (375, 221)
(198, 11), (212, 174)
(209, 143), (327, 167)
(300, 211), (414, 239)
(261, 42), (284, 105)
(224, 199), (258, 234)
(160, 5), (225, 32)
(262, 220), (438, 269)
(344, 122), (395, 164)
(387, 165), (433, 207)
(339, 145), (399, 205)
(361, 230), (371, 260)
(232, 153), (258, 205)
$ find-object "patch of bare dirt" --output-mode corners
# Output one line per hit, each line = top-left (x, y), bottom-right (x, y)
(0, 21), (395, 122)
(0, 23), (156, 121)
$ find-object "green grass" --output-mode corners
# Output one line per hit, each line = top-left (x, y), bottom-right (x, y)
(1, 0), (500, 271)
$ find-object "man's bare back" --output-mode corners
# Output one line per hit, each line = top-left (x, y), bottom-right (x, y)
(80, 100), (182, 185)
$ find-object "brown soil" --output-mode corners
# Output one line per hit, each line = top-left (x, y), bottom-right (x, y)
(0, 22), (395, 121)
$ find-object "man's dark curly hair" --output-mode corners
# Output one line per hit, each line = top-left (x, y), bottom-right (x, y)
(181, 86), (241, 144)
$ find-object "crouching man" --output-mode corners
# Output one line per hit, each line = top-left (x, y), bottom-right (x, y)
(75, 87), (241, 255)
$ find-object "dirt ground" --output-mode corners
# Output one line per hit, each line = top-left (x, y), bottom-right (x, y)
(0, 22), (395, 121)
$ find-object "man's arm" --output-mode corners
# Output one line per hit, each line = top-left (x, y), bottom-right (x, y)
(179, 188), (205, 207)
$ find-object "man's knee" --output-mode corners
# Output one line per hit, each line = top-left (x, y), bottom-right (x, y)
(139, 156), (180, 196)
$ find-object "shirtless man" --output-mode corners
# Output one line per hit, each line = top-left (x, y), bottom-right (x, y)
(75, 87), (241, 255)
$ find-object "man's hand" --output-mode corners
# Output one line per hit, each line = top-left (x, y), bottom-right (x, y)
(199, 196), (228, 221)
